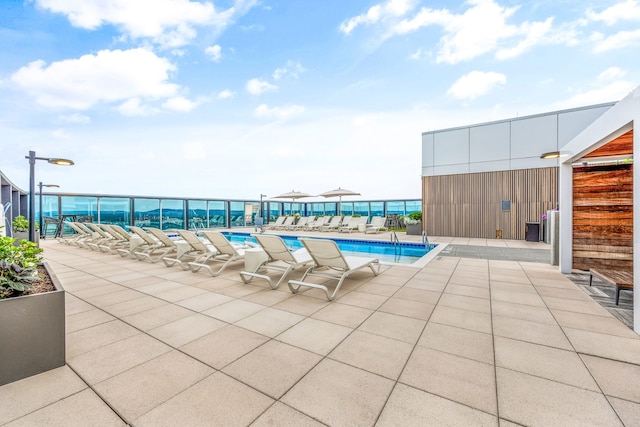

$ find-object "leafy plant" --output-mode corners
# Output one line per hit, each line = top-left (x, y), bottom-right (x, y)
(12, 215), (29, 232)
(403, 211), (422, 225)
(0, 236), (43, 299)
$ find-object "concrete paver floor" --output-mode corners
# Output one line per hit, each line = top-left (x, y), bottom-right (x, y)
(1, 233), (638, 426)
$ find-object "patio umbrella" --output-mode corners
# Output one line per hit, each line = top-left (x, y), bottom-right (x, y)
(318, 187), (361, 215)
(271, 190), (312, 214)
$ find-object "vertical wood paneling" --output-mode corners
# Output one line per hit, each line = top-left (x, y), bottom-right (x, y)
(422, 167), (558, 240)
(572, 163), (633, 272)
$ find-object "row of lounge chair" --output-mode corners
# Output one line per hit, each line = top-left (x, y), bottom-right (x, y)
(266, 215), (388, 234)
(57, 222), (382, 301)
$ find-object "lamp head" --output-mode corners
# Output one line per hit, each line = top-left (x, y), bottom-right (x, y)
(48, 158), (74, 166)
(540, 151), (560, 159)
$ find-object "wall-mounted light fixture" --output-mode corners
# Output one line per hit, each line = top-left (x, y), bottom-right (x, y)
(540, 151), (561, 159)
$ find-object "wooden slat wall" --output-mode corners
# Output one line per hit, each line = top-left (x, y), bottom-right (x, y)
(422, 167), (558, 239)
(572, 163), (633, 272)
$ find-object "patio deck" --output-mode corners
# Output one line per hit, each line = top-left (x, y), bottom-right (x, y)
(1, 231), (638, 426)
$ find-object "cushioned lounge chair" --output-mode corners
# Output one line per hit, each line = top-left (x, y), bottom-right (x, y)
(162, 229), (218, 270)
(189, 230), (247, 276)
(239, 234), (313, 289)
(136, 227), (179, 263)
(288, 238), (380, 301)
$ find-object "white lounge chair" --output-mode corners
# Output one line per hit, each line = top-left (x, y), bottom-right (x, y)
(288, 238), (380, 301)
(239, 234), (313, 289)
(288, 216), (311, 231)
(304, 216), (329, 231)
(60, 221), (93, 247)
(339, 216), (368, 233)
(121, 225), (163, 258)
(162, 229), (218, 270)
(319, 215), (342, 232)
(275, 216), (295, 230)
(137, 227), (179, 263)
(266, 216), (286, 230)
(364, 216), (388, 234)
(189, 230), (247, 276)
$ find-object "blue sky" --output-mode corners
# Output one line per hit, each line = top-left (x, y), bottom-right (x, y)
(1, 0), (638, 201)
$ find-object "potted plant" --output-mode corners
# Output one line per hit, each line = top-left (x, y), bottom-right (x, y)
(403, 212), (423, 235)
(11, 214), (29, 243)
(0, 235), (66, 386)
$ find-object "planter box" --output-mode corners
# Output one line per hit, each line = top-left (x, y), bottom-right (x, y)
(0, 262), (65, 386)
(11, 231), (39, 246)
(406, 223), (422, 235)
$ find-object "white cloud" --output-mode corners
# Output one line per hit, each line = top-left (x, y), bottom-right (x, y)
(205, 44), (222, 61)
(586, 0), (640, 25)
(447, 71), (506, 101)
(162, 96), (199, 112)
(246, 78), (277, 95)
(59, 113), (91, 123)
(340, 0), (416, 34)
(273, 60), (306, 80)
(34, 0), (258, 48)
(556, 80), (636, 109)
(117, 98), (154, 116)
(217, 89), (235, 99)
(255, 104), (305, 120)
(599, 66), (627, 81)
(181, 142), (207, 160)
(592, 28), (640, 52)
(11, 48), (179, 110)
(51, 128), (70, 139)
(495, 18), (553, 60)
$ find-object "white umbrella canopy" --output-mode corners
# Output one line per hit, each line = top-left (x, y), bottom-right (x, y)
(271, 190), (312, 214)
(318, 187), (361, 215)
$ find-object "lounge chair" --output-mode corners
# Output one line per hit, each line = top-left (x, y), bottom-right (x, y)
(287, 216), (310, 231)
(99, 224), (132, 254)
(364, 216), (388, 234)
(189, 230), (247, 276)
(84, 223), (117, 251)
(319, 215), (342, 232)
(266, 216), (286, 230)
(288, 238), (380, 301)
(304, 216), (329, 231)
(162, 229), (218, 270)
(276, 216), (295, 230)
(339, 216), (368, 233)
(58, 221), (92, 246)
(118, 225), (160, 258)
(239, 234), (313, 289)
(136, 227), (179, 263)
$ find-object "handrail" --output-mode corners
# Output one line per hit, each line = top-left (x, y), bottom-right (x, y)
(390, 231), (399, 246)
(422, 230), (429, 247)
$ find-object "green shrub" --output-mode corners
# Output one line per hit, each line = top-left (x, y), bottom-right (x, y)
(0, 236), (43, 299)
(12, 215), (29, 232)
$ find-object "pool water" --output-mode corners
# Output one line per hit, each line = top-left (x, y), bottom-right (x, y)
(221, 232), (436, 265)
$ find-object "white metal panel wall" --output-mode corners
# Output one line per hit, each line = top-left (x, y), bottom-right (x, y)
(433, 128), (469, 166)
(470, 122), (510, 163)
(510, 114), (558, 159)
(557, 106), (611, 147)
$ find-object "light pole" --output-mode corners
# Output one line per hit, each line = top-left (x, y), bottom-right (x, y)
(259, 194), (267, 219)
(38, 182), (60, 238)
(26, 151), (74, 242)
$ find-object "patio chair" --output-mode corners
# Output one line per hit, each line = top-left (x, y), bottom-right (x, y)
(162, 229), (218, 270)
(239, 234), (313, 289)
(122, 225), (164, 258)
(266, 216), (286, 230)
(99, 224), (132, 254)
(338, 216), (366, 233)
(287, 216), (311, 231)
(189, 230), (247, 276)
(275, 216), (295, 230)
(288, 238), (380, 301)
(319, 215), (342, 232)
(304, 216), (329, 231)
(364, 216), (388, 234)
(84, 222), (117, 251)
(136, 227), (179, 263)
(59, 221), (93, 247)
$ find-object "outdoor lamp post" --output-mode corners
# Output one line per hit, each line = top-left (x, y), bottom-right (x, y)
(25, 151), (74, 242)
(260, 194), (267, 218)
(38, 182), (60, 238)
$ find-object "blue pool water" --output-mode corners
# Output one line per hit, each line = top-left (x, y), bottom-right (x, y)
(221, 232), (436, 265)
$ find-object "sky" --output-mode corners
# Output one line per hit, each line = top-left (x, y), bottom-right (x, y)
(1, 0), (639, 202)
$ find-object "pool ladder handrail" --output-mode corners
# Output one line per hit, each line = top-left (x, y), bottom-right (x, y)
(422, 230), (429, 247)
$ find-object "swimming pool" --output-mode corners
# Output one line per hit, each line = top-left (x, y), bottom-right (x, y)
(221, 231), (437, 265)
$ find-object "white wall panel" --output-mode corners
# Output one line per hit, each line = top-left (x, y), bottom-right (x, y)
(510, 157), (559, 170)
(434, 163), (470, 175)
(470, 160), (511, 173)
(433, 128), (469, 166)
(558, 106), (611, 146)
(422, 133), (434, 167)
(511, 115), (558, 159)
(470, 122), (510, 162)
